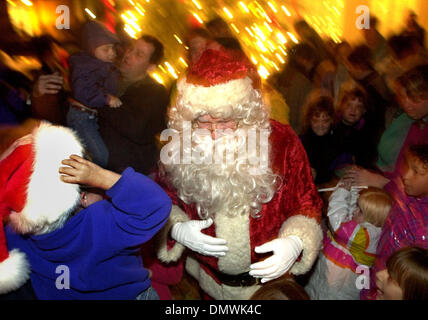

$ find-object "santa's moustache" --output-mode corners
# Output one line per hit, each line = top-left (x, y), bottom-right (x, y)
(161, 128), (282, 220)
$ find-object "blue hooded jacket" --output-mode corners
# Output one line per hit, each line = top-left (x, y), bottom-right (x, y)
(6, 168), (171, 300)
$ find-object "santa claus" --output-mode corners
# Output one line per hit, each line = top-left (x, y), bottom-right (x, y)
(156, 48), (323, 300)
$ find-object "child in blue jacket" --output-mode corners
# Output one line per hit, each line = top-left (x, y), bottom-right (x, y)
(5, 152), (171, 300)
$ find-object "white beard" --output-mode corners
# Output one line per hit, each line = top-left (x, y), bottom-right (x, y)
(162, 126), (281, 219)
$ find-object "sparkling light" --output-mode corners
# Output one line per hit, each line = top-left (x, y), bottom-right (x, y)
(223, 7), (233, 19)
(113, 0), (381, 85)
(276, 32), (287, 44)
(230, 23), (240, 34)
(174, 34), (183, 44)
(258, 65), (269, 79)
(239, 2), (250, 13)
(165, 62), (178, 79)
(152, 72), (164, 84)
(276, 53), (285, 64)
(85, 8), (96, 19)
(281, 5), (291, 16)
(287, 32), (299, 44)
(193, 12), (203, 24)
(192, 0), (202, 10)
(179, 57), (188, 67)
(21, 0), (32, 6)
(267, 2), (277, 13)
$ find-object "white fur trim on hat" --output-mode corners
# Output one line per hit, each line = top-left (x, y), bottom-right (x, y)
(176, 76), (259, 120)
(0, 249), (31, 294)
(157, 205), (189, 263)
(9, 122), (84, 235)
(279, 215), (323, 275)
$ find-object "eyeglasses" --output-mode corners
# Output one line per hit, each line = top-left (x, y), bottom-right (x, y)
(195, 119), (238, 131)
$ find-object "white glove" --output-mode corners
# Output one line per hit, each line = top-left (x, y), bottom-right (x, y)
(171, 218), (229, 257)
(249, 235), (303, 283)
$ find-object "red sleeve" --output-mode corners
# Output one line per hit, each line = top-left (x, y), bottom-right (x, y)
(142, 241), (183, 285)
(271, 121), (323, 222)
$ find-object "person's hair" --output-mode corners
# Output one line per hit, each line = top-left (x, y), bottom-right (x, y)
(302, 94), (335, 134)
(293, 19), (318, 40)
(386, 247), (428, 300)
(387, 35), (421, 61)
(408, 11), (417, 19)
(206, 17), (231, 37)
(336, 41), (351, 55)
(214, 37), (242, 51)
(347, 45), (373, 69)
(139, 35), (164, 65)
(336, 81), (368, 113)
(250, 275), (310, 300)
(407, 144), (428, 169)
(289, 43), (317, 63)
(185, 28), (211, 47)
(396, 64), (428, 102)
(357, 187), (393, 228)
(79, 185), (104, 195)
(369, 16), (379, 29)
(31, 35), (56, 59)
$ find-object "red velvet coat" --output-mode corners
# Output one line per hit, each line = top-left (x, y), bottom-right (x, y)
(157, 120), (323, 298)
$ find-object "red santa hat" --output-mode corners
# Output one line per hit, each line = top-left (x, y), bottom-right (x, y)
(174, 47), (263, 122)
(0, 121), (84, 294)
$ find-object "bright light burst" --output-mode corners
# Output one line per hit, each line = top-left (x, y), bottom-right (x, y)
(112, 0), (413, 85)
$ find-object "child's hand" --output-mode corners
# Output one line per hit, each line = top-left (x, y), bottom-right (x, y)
(107, 94), (122, 108)
(343, 166), (389, 189)
(59, 155), (120, 190)
(59, 155), (104, 187)
(340, 179), (352, 191)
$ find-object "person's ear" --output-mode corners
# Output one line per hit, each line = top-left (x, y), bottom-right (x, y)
(353, 206), (361, 216)
(80, 192), (87, 208)
(147, 64), (156, 74)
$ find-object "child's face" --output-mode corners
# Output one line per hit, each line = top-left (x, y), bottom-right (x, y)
(401, 154), (428, 198)
(94, 43), (117, 63)
(341, 98), (366, 126)
(396, 86), (428, 120)
(310, 112), (332, 136)
(376, 269), (403, 300)
(352, 206), (365, 224)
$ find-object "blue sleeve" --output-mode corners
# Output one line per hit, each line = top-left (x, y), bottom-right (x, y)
(105, 167), (172, 247)
(70, 61), (109, 108)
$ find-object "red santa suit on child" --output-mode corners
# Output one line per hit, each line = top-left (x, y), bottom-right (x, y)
(156, 48), (323, 299)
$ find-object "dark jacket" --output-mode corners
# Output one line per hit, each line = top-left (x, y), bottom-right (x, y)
(333, 118), (378, 169)
(69, 52), (119, 108)
(300, 129), (340, 185)
(98, 76), (169, 175)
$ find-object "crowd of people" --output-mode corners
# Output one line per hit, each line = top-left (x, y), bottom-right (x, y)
(0, 10), (427, 301)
